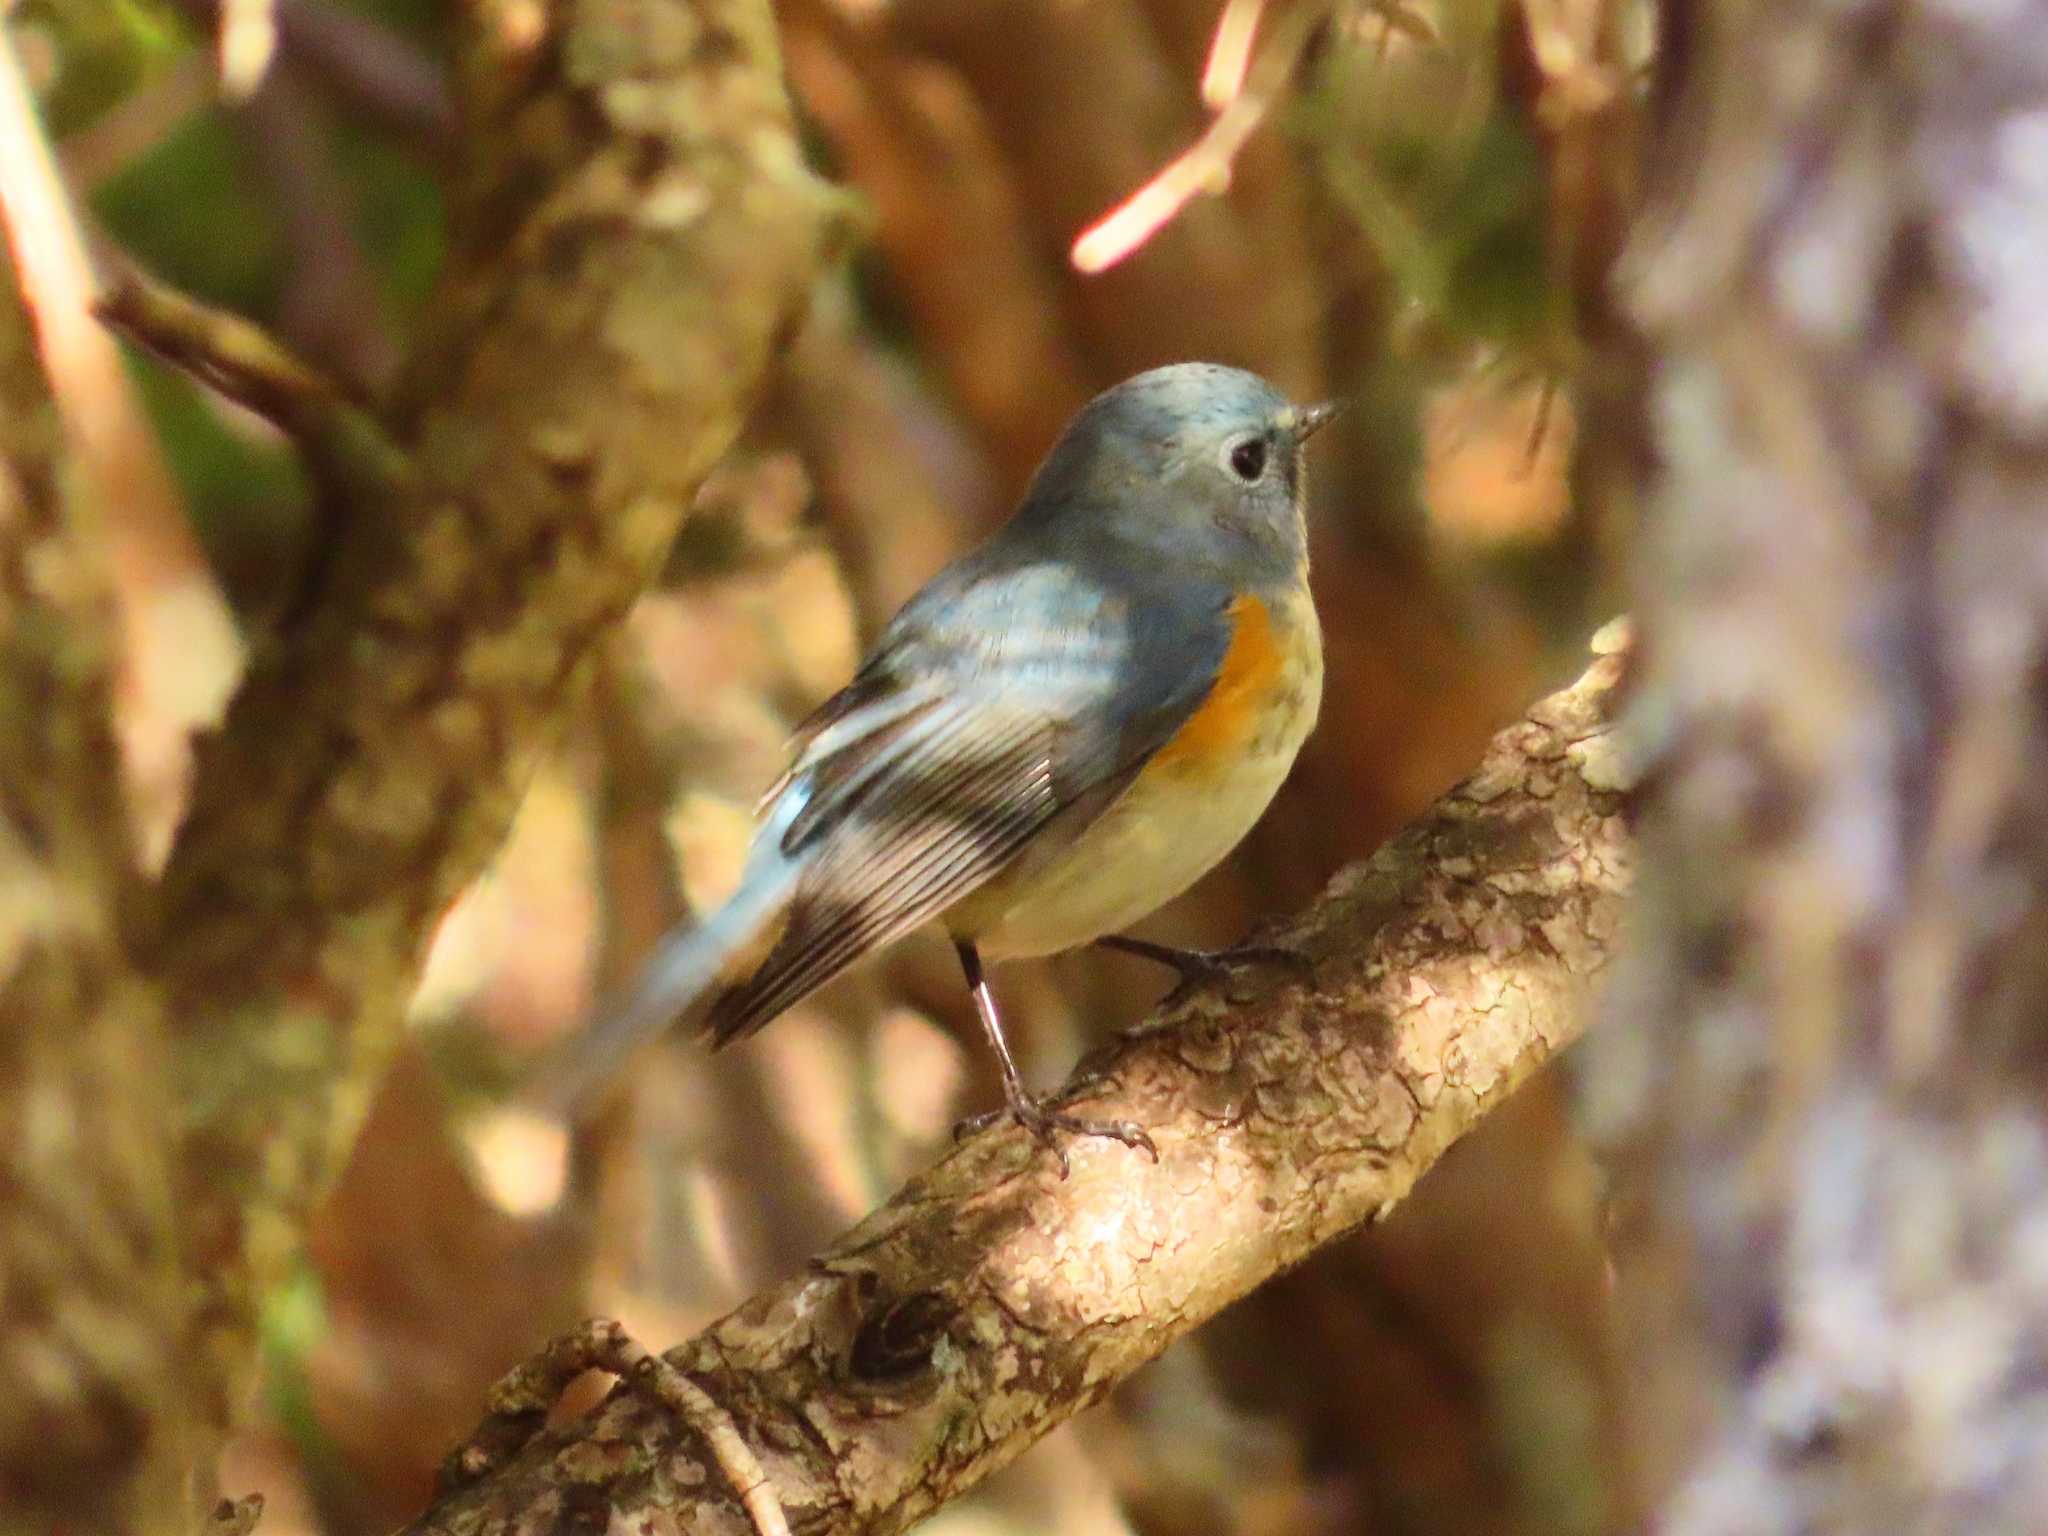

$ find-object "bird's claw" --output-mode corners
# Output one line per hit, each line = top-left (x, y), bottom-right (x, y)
(1099, 935), (1315, 1006)
(953, 1095), (1158, 1179)
(1174, 942), (1315, 989)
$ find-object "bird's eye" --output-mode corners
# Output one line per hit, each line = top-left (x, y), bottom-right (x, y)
(1228, 437), (1268, 483)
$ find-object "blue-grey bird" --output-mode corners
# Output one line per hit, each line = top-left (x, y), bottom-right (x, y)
(543, 363), (1333, 1165)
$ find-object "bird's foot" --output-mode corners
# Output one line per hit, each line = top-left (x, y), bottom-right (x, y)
(1096, 934), (1314, 1005)
(953, 1090), (1157, 1180)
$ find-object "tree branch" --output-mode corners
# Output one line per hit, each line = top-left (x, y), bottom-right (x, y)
(93, 264), (410, 503)
(405, 625), (1637, 1536)
(142, 0), (837, 1442)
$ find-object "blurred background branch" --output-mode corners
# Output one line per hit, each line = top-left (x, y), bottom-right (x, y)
(0, 16), (240, 866)
(0, 190), (188, 1536)
(1585, 0), (2048, 1527)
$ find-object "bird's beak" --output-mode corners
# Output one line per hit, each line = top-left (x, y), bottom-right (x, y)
(1291, 398), (1346, 443)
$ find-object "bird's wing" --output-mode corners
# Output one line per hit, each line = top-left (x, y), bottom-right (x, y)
(702, 560), (1234, 1043)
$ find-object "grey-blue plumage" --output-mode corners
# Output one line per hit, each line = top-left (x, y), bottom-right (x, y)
(539, 363), (1332, 1137)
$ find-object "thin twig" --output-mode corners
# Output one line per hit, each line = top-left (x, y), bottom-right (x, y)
(1522, 374), (1560, 477)
(443, 1320), (793, 1536)
(635, 1345), (795, 1536)
(93, 264), (411, 499)
(1201, 0), (1268, 108)
(94, 269), (337, 423)
(1072, 0), (1331, 273)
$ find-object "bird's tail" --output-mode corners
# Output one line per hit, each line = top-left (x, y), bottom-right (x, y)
(527, 828), (806, 1118)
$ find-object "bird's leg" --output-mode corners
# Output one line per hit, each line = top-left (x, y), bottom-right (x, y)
(950, 939), (1157, 1177)
(1096, 933), (1314, 1002)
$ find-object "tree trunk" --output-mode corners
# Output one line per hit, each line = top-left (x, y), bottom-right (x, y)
(1586, 0), (2048, 1525)
(147, 0), (831, 1459)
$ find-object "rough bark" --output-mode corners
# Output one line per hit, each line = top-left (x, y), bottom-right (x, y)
(0, 262), (183, 1534)
(1585, 0), (2048, 1526)
(404, 629), (1636, 1536)
(136, 0), (834, 1444)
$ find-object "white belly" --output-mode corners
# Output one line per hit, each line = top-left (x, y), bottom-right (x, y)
(950, 593), (1321, 959)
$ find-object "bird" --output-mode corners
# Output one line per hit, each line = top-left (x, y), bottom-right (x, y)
(540, 362), (1333, 1167)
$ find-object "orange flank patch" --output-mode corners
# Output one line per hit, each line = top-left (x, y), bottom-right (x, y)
(1150, 594), (1285, 773)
